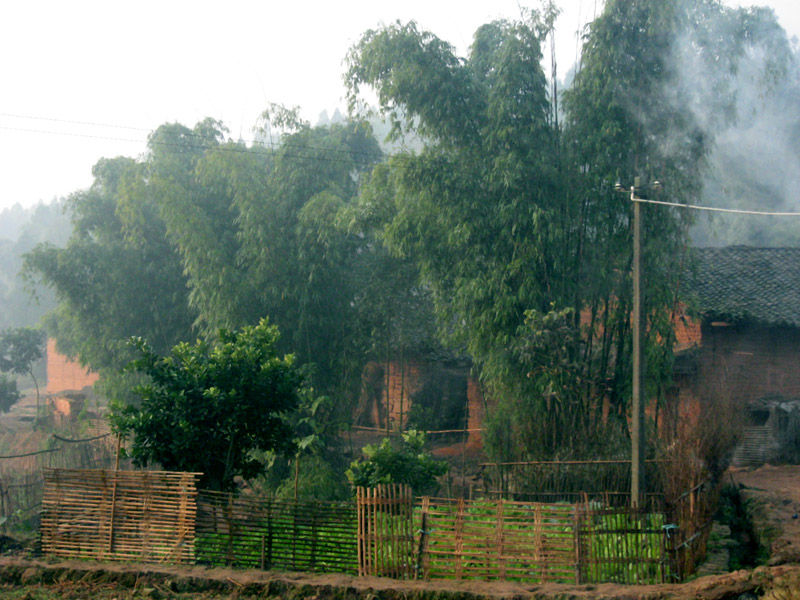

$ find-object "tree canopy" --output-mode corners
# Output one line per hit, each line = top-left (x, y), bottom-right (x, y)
(113, 318), (302, 492)
(0, 327), (45, 412)
(344, 0), (792, 464)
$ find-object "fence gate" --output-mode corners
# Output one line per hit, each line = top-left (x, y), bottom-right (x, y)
(356, 484), (413, 578)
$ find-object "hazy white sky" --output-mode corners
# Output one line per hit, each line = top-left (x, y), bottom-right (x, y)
(1, 0), (798, 211)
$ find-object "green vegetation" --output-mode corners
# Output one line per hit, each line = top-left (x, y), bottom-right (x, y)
(0, 327), (44, 413)
(14, 3), (795, 566)
(0, 373), (20, 413)
(716, 485), (769, 570)
(347, 430), (447, 495)
(194, 507), (358, 573)
(112, 319), (303, 492)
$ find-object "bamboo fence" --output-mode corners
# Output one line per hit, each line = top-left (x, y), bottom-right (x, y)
(665, 478), (716, 580)
(416, 496), (578, 583)
(40, 468), (199, 563)
(478, 460), (666, 509)
(35, 473), (709, 584)
(357, 484), (414, 578)
(412, 496), (670, 585)
(195, 491), (359, 573)
(577, 505), (670, 584)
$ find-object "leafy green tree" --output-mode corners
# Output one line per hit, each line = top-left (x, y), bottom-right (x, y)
(0, 373), (21, 413)
(346, 430), (447, 495)
(113, 318), (302, 492)
(345, 14), (586, 460)
(0, 327), (45, 413)
(23, 148), (200, 398)
(151, 109), (384, 404)
(345, 2), (790, 468)
(559, 0), (793, 431)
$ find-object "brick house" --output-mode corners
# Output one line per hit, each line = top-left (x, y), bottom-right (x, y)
(674, 246), (800, 465)
(46, 338), (98, 421)
(353, 358), (486, 448)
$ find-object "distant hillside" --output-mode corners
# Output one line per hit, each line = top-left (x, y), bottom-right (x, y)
(0, 200), (71, 329)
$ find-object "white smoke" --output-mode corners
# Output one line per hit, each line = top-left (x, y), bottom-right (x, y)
(664, 4), (800, 245)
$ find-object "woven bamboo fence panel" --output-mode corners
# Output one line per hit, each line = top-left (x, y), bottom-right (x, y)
(196, 491), (358, 574)
(416, 497), (578, 583)
(40, 469), (199, 563)
(577, 505), (670, 584)
(357, 484), (414, 578)
(666, 479), (717, 580)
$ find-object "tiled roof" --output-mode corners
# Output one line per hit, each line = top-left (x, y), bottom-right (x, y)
(688, 247), (800, 328)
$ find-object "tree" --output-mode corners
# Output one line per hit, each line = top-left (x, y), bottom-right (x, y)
(0, 327), (44, 413)
(345, 2), (789, 468)
(151, 109), (384, 403)
(0, 200), (70, 330)
(346, 430), (447, 495)
(345, 14), (593, 461)
(0, 374), (20, 413)
(23, 149), (200, 400)
(112, 318), (303, 492)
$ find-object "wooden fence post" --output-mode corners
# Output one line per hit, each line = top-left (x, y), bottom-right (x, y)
(357, 487), (364, 576)
(496, 499), (506, 580)
(574, 503), (583, 585)
(454, 497), (465, 579)
(416, 496), (430, 580)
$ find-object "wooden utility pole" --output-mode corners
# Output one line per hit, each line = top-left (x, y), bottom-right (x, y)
(631, 180), (646, 507)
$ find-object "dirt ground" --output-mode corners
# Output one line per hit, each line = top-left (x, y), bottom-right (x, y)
(729, 463), (800, 566)
(1, 556), (798, 600)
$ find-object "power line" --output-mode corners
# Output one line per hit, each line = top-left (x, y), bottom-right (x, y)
(0, 112), (152, 133)
(632, 197), (800, 216)
(7, 113), (799, 216)
(0, 124), (401, 170)
(0, 111), (412, 165)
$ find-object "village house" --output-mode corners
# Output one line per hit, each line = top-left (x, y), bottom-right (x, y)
(45, 338), (98, 424)
(675, 246), (800, 466)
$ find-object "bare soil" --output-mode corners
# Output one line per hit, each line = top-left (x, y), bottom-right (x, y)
(0, 556), (795, 600)
(729, 463), (800, 566)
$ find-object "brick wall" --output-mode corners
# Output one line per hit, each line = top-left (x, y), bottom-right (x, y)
(357, 360), (484, 438)
(681, 323), (800, 405)
(46, 338), (99, 394)
(466, 378), (485, 447)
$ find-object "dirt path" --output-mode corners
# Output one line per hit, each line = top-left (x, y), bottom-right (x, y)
(1, 557), (800, 600)
(729, 464), (800, 565)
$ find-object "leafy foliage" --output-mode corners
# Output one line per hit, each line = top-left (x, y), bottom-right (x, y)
(0, 201), (69, 330)
(0, 373), (20, 413)
(0, 327), (44, 375)
(0, 327), (45, 412)
(346, 430), (447, 494)
(112, 318), (302, 492)
(345, 1), (792, 467)
(23, 154), (197, 393)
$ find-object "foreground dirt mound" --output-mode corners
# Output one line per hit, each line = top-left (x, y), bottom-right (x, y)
(730, 464), (800, 566)
(1, 557), (800, 600)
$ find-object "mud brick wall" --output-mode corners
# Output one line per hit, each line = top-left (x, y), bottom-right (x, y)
(45, 338), (99, 394)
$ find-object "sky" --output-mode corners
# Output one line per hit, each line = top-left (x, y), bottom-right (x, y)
(1, 0), (798, 212)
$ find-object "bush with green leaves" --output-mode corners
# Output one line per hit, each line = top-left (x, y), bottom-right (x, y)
(346, 430), (447, 495)
(112, 318), (303, 492)
(0, 374), (20, 413)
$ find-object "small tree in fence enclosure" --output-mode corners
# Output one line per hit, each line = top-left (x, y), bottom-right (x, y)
(112, 318), (303, 492)
(347, 430), (447, 495)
